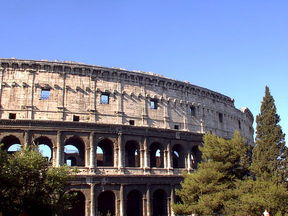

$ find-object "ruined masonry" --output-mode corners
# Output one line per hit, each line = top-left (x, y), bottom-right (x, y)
(0, 59), (254, 216)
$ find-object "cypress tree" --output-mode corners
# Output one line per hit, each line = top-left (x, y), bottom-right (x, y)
(251, 86), (286, 182)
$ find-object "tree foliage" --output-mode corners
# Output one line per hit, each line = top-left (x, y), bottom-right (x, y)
(0, 147), (76, 216)
(226, 179), (288, 216)
(174, 86), (288, 216)
(173, 131), (249, 215)
(251, 86), (287, 182)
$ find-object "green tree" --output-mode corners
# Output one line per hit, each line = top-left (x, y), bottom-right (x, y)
(0, 147), (76, 216)
(250, 86), (287, 182)
(173, 131), (249, 215)
(226, 179), (288, 216)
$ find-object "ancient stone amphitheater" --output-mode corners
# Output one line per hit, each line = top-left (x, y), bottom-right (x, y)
(0, 59), (253, 216)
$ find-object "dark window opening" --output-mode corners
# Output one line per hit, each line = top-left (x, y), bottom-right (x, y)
(97, 139), (114, 167)
(73, 115), (80, 122)
(125, 141), (140, 167)
(98, 191), (115, 216)
(172, 144), (185, 168)
(126, 190), (143, 216)
(174, 125), (179, 130)
(150, 99), (158, 109)
(66, 157), (77, 166)
(64, 137), (85, 166)
(190, 106), (196, 116)
(150, 143), (164, 168)
(129, 120), (135, 126)
(152, 190), (167, 216)
(40, 89), (50, 100)
(64, 191), (85, 216)
(100, 93), (109, 104)
(33, 137), (53, 161)
(191, 145), (202, 169)
(1, 135), (21, 153)
(9, 113), (16, 119)
(219, 113), (223, 123)
(238, 120), (241, 129)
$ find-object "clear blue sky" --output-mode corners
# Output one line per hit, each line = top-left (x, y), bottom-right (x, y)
(1, 0), (287, 138)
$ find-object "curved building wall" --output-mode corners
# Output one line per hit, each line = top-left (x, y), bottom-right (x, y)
(0, 59), (254, 216)
(0, 59), (253, 144)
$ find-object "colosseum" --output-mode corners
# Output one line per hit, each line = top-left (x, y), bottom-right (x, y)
(0, 58), (254, 216)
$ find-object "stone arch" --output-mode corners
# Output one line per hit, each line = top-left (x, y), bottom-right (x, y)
(97, 138), (114, 166)
(97, 190), (115, 216)
(64, 191), (85, 216)
(191, 145), (201, 169)
(64, 136), (85, 166)
(1, 135), (22, 153)
(33, 136), (53, 161)
(150, 142), (164, 168)
(126, 189), (143, 216)
(172, 144), (185, 168)
(125, 140), (140, 167)
(152, 189), (167, 216)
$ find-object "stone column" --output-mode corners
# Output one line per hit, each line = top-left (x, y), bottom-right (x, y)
(164, 149), (168, 168)
(146, 186), (151, 216)
(200, 106), (205, 133)
(116, 81), (124, 124)
(89, 78), (97, 122)
(89, 132), (96, 170)
(141, 86), (148, 126)
(61, 73), (66, 120)
(143, 137), (149, 169)
(23, 130), (30, 149)
(170, 186), (175, 216)
(119, 184), (125, 216)
(90, 183), (95, 216)
(29, 70), (36, 120)
(56, 131), (62, 167)
(167, 141), (172, 171)
(52, 145), (57, 166)
(0, 67), (4, 107)
(187, 152), (191, 171)
(183, 104), (188, 131)
(140, 147), (145, 168)
(163, 101), (169, 129)
(118, 132), (124, 170)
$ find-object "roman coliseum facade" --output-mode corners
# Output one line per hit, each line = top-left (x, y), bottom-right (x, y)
(0, 59), (254, 216)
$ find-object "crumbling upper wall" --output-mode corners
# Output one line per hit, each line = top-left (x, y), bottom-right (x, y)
(0, 59), (254, 144)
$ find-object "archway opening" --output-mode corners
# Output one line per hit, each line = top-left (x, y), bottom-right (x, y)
(125, 141), (140, 167)
(64, 136), (85, 166)
(1, 135), (21, 154)
(34, 137), (53, 161)
(7, 144), (21, 153)
(97, 139), (114, 166)
(98, 191), (115, 216)
(172, 144), (185, 168)
(38, 144), (52, 161)
(64, 191), (85, 216)
(126, 190), (143, 216)
(191, 145), (201, 169)
(150, 142), (164, 168)
(152, 189), (167, 216)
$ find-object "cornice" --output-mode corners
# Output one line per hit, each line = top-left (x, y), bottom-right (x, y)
(0, 58), (234, 106)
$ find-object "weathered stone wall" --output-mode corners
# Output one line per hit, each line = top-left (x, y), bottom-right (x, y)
(0, 58), (254, 216)
(0, 59), (254, 144)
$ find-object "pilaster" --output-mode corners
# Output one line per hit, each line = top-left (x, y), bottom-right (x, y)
(56, 131), (62, 167)
(89, 132), (96, 170)
(90, 183), (95, 216)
